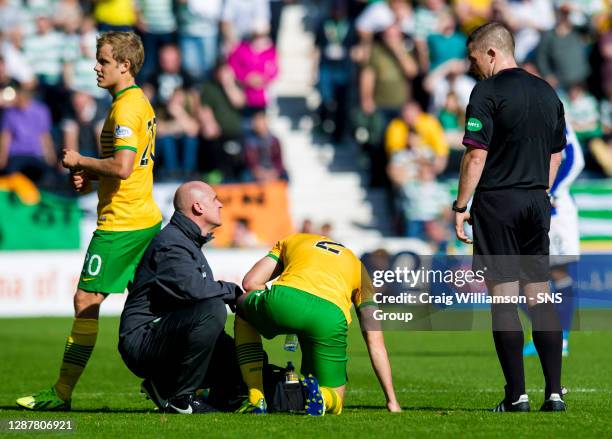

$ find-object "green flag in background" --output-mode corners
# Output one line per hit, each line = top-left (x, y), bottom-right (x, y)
(0, 190), (81, 250)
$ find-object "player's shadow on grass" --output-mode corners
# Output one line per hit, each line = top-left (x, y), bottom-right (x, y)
(352, 351), (491, 358)
(71, 408), (156, 414)
(346, 405), (484, 412)
(0, 406), (155, 414)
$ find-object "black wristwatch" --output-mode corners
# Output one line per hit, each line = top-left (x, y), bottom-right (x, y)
(452, 200), (467, 213)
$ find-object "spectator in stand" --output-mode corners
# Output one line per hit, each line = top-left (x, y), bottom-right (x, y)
(492, 0), (555, 63)
(536, 3), (590, 92)
(596, 75), (612, 177)
(598, 25), (612, 97)
(359, 21), (418, 186)
(143, 44), (196, 106)
(156, 88), (200, 179)
(60, 13), (84, 65)
(314, 0), (356, 142)
(221, 0), (271, 51)
(0, 0), (24, 35)
(269, 0), (288, 44)
(592, 2), (611, 34)
(244, 111), (287, 182)
(228, 20), (278, 113)
(413, 0), (449, 71)
(53, 0), (83, 33)
(385, 100), (449, 174)
(135, 0), (177, 81)
(198, 60), (246, 183)
(21, 13), (67, 127)
(438, 91), (465, 149)
(387, 155), (451, 239)
(231, 219), (260, 247)
(564, 82), (603, 144)
(0, 83), (56, 185)
(141, 44), (199, 178)
(320, 222), (334, 238)
(0, 34), (35, 87)
(93, 0), (136, 32)
(61, 91), (105, 158)
(355, 0), (415, 41)
(176, 0), (223, 81)
(300, 218), (314, 233)
(0, 56), (17, 124)
(423, 58), (475, 113)
(63, 28), (108, 101)
(555, 0), (606, 29)
(426, 11), (467, 72)
(563, 82), (612, 176)
(453, 0), (492, 35)
(360, 22), (418, 121)
(601, 85), (612, 135)
(22, 14), (64, 88)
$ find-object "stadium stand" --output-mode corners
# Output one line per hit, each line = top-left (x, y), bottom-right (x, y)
(0, 0), (610, 256)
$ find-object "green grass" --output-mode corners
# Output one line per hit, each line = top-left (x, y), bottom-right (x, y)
(0, 315), (610, 438)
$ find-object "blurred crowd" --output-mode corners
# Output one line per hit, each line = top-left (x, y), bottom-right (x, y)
(0, 0), (288, 188)
(308, 0), (612, 248)
(1, 0), (612, 246)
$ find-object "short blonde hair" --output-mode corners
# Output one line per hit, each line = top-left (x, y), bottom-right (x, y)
(96, 31), (145, 77)
(467, 22), (515, 57)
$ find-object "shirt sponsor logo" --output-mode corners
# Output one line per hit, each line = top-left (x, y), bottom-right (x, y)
(466, 117), (483, 132)
(114, 125), (133, 138)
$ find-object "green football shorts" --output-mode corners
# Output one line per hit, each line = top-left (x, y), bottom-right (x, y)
(78, 222), (161, 294)
(241, 284), (349, 387)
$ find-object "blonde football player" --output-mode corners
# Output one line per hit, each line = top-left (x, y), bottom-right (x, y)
(17, 32), (162, 411)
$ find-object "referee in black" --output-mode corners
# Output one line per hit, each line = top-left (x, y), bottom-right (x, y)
(454, 23), (566, 412)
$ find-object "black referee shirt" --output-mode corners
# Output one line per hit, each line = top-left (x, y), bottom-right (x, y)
(463, 68), (566, 191)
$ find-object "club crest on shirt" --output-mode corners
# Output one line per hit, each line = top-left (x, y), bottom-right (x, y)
(114, 125), (133, 138)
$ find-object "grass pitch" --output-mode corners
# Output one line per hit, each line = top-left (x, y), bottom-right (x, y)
(0, 315), (610, 438)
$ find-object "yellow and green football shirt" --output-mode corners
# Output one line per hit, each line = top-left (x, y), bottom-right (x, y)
(267, 233), (374, 323)
(97, 85), (161, 232)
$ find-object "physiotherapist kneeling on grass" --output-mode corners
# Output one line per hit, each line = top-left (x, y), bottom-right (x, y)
(118, 181), (244, 414)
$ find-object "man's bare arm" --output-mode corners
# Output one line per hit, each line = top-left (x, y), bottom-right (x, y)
(456, 146), (488, 207)
(357, 309), (401, 412)
(455, 146), (488, 243)
(359, 66), (376, 113)
(242, 256), (284, 292)
(0, 130), (11, 169)
(62, 149), (136, 180)
(549, 151), (563, 190)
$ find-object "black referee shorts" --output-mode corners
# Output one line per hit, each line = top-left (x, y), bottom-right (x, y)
(471, 188), (551, 282)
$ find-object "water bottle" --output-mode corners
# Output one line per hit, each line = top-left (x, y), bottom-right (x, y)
(285, 361), (299, 384)
(283, 334), (299, 352)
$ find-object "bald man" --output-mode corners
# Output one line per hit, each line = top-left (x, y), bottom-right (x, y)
(118, 181), (243, 414)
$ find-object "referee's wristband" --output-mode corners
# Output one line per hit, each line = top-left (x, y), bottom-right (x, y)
(452, 200), (468, 213)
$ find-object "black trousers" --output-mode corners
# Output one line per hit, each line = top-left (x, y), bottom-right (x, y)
(120, 298), (240, 401)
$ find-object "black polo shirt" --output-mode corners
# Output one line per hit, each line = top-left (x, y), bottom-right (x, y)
(463, 68), (566, 191)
